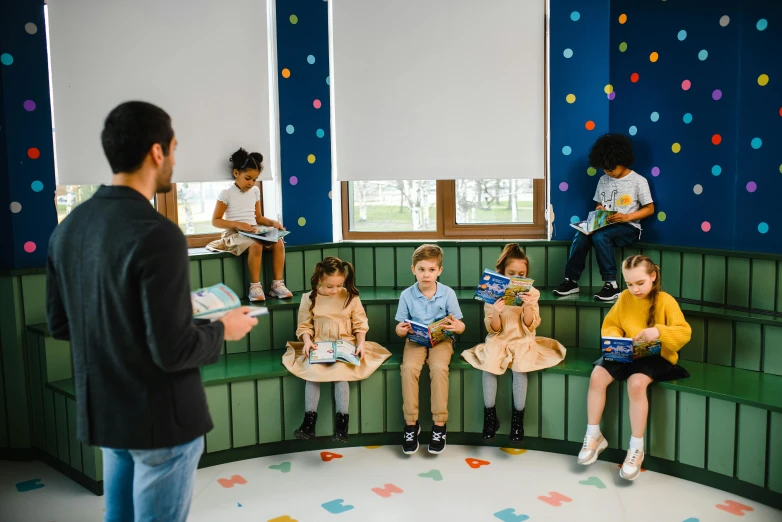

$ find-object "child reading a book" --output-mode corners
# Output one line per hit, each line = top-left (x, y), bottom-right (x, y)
(553, 134), (655, 301)
(577, 255), (691, 481)
(206, 148), (293, 302)
(462, 244), (566, 443)
(395, 245), (465, 455)
(282, 257), (391, 442)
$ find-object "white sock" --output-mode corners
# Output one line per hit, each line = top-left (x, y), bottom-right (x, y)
(250, 282), (261, 287)
(629, 436), (644, 451)
(607, 281), (618, 288)
(272, 279), (283, 285)
(586, 424), (601, 438)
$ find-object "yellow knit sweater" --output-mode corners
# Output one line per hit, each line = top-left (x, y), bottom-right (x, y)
(601, 290), (692, 365)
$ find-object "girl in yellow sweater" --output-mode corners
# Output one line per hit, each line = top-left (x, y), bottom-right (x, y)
(577, 255), (691, 481)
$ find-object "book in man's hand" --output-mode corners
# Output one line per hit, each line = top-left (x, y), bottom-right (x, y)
(191, 283), (268, 322)
(601, 336), (662, 363)
(570, 209), (618, 235)
(474, 269), (534, 306)
(238, 225), (291, 243)
(308, 340), (361, 366)
(407, 317), (454, 348)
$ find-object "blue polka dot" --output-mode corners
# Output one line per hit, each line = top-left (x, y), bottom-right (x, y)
(326, 76), (330, 85)
(712, 165), (722, 176)
(757, 19), (768, 31)
(683, 113), (693, 124)
(751, 137), (762, 149)
(285, 125), (294, 134)
(629, 126), (637, 136)
(698, 50), (708, 61)
(570, 11), (580, 21)
(316, 128), (325, 138)
(650, 112), (659, 122)
(0, 53), (12, 66)
(758, 222), (769, 234)
(563, 48), (573, 58)
(677, 30), (687, 41)
(562, 146), (572, 155)
(307, 55), (316, 64)
(31, 180), (43, 192)
(570, 216), (581, 224)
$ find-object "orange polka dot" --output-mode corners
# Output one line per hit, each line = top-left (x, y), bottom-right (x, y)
(630, 73), (639, 83)
(650, 52), (659, 63)
(619, 14), (627, 24)
(712, 134), (722, 145)
(28, 148), (40, 159)
(585, 121), (596, 131)
(779, 107), (782, 117)
(281, 68), (291, 78)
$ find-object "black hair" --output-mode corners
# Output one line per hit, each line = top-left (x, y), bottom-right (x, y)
(230, 148), (264, 175)
(588, 133), (635, 171)
(101, 101), (174, 174)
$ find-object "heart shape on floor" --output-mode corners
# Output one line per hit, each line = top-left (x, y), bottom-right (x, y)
(320, 451), (343, 462)
(465, 458), (491, 469)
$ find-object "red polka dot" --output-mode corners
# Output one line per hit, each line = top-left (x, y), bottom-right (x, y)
(630, 73), (639, 83)
(779, 107), (782, 116)
(701, 222), (711, 233)
(28, 148), (40, 159)
(23, 241), (36, 253)
(313, 99), (322, 109)
(585, 121), (595, 131)
(711, 134), (722, 145)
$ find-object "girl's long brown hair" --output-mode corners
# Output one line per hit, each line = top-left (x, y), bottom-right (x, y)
(309, 257), (359, 312)
(495, 243), (529, 276)
(623, 255), (661, 327)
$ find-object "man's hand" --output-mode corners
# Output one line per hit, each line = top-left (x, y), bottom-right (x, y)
(219, 307), (258, 341)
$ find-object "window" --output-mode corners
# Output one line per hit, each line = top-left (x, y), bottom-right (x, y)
(342, 179), (545, 239)
(175, 181), (230, 236)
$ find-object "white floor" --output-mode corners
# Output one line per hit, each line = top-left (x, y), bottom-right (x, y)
(2, 445), (780, 521)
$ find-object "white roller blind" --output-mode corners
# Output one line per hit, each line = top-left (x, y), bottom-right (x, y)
(47, 0), (274, 184)
(329, 0), (545, 181)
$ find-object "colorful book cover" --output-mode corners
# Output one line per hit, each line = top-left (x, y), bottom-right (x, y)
(570, 209), (618, 235)
(502, 277), (535, 306)
(308, 340), (361, 366)
(407, 318), (455, 348)
(191, 283), (268, 321)
(602, 336), (662, 363)
(238, 226), (291, 243)
(474, 269), (510, 304)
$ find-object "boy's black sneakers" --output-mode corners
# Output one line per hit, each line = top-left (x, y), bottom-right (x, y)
(402, 422), (421, 454)
(594, 282), (621, 301)
(553, 278), (580, 296)
(429, 424), (447, 454)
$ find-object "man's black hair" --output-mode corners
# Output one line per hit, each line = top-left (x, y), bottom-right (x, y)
(588, 133), (635, 171)
(101, 101), (174, 174)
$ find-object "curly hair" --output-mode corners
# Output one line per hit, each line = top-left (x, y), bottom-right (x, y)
(588, 134), (635, 171)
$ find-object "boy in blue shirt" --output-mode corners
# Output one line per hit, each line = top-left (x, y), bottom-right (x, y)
(395, 244), (465, 454)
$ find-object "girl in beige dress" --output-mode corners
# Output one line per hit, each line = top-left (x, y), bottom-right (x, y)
(461, 244), (566, 444)
(283, 257), (391, 442)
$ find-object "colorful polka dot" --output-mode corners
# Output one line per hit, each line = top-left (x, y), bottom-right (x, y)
(701, 221), (711, 232)
(677, 30), (687, 41)
(289, 176), (298, 186)
(585, 120), (595, 131)
(758, 222), (769, 234)
(650, 52), (659, 63)
(629, 126), (637, 136)
(326, 76), (330, 85)
(23, 241), (36, 253)
(651, 167), (660, 177)
(619, 42), (628, 52)
(618, 14), (627, 24)
(25, 23), (38, 34)
(756, 19), (768, 31)
(604, 84), (613, 94)
(307, 55), (316, 64)
(566, 94), (576, 103)
(570, 216), (581, 224)
(698, 50), (708, 61)
(712, 89), (722, 100)
(693, 184), (703, 195)
(650, 112), (659, 122)
(328, 191), (333, 200)
(563, 48), (573, 58)
(657, 212), (667, 222)
(746, 181), (757, 193)
(285, 125), (295, 134)
(298, 217), (307, 226)
(559, 182), (569, 191)
(607, 92), (616, 101)
(316, 128), (325, 138)
(751, 137), (762, 149)
(758, 74), (769, 86)
(672, 143), (681, 153)
(24, 100), (36, 111)
(570, 11), (580, 21)
(683, 113), (693, 124)
(562, 146), (572, 155)
(587, 167), (597, 176)
(313, 99), (322, 109)
(631, 72), (639, 83)
(1, 53), (13, 66)
(712, 134), (722, 145)
(282, 68), (291, 78)
(289, 14), (298, 24)
(31, 180), (43, 192)
(10, 202), (22, 213)
(719, 15), (730, 27)
(307, 154), (316, 164)
(712, 165), (722, 176)
(28, 148), (40, 159)
(681, 80), (691, 90)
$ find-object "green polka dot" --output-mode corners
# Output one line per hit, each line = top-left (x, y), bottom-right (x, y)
(619, 42), (628, 52)
(658, 211), (667, 222)
(779, 164), (782, 173)
(587, 167), (597, 176)
(289, 14), (298, 24)
(298, 217), (306, 226)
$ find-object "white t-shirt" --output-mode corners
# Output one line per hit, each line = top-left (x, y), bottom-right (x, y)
(593, 171), (653, 229)
(217, 185), (260, 226)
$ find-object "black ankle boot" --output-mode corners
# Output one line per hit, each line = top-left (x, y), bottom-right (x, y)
(294, 411), (318, 440)
(510, 408), (525, 444)
(482, 407), (500, 441)
(333, 413), (349, 443)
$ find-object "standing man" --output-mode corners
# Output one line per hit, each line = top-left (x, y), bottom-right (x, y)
(46, 101), (258, 522)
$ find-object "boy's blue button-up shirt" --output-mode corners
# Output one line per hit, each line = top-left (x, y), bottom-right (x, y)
(395, 282), (463, 325)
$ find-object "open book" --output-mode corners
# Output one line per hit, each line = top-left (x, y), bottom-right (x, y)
(308, 340), (361, 366)
(407, 317), (454, 348)
(238, 225), (291, 243)
(191, 283), (268, 321)
(570, 209), (618, 235)
(601, 336), (662, 363)
(474, 269), (534, 306)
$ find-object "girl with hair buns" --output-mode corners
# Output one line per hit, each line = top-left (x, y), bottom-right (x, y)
(462, 243), (566, 444)
(207, 148), (292, 302)
(283, 257), (391, 443)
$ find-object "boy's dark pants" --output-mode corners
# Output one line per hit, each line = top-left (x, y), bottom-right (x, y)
(565, 223), (640, 282)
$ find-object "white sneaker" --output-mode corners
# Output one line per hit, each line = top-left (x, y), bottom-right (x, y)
(269, 281), (293, 298)
(620, 447), (644, 481)
(248, 284), (265, 302)
(577, 434), (608, 465)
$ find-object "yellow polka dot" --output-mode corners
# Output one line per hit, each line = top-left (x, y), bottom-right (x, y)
(658, 211), (667, 222)
(604, 84), (614, 94)
(566, 94), (576, 104)
(298, 217), (306, 226)
(619, 14), (627, 24)
(281, 68), (291, 79)
(307, 154), (316, 164)
(758, 74), (769, 86)
(650, 52), (659, 63)
(672, 143), (681, 153)
(587, 167), (597, 176)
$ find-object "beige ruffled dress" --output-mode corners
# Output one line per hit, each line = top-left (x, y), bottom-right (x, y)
(461, 287), (566, 374)
(283, 290), (391, 382)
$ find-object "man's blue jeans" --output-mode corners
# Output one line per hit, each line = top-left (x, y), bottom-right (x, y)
(564, 223), (640, 282)
(102, 436), (204, 522)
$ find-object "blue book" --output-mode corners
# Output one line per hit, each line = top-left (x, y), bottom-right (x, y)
(238, 226), (291, 243)
(407, 318), (453, 348)
(474, 269), (534, 306)
(602, 336), (662, 363)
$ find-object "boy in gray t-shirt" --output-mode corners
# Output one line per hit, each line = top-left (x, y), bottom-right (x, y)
(553, 134), (655, 301)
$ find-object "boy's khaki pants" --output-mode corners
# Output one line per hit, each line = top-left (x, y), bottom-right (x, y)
(400, 339), (453, 424)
